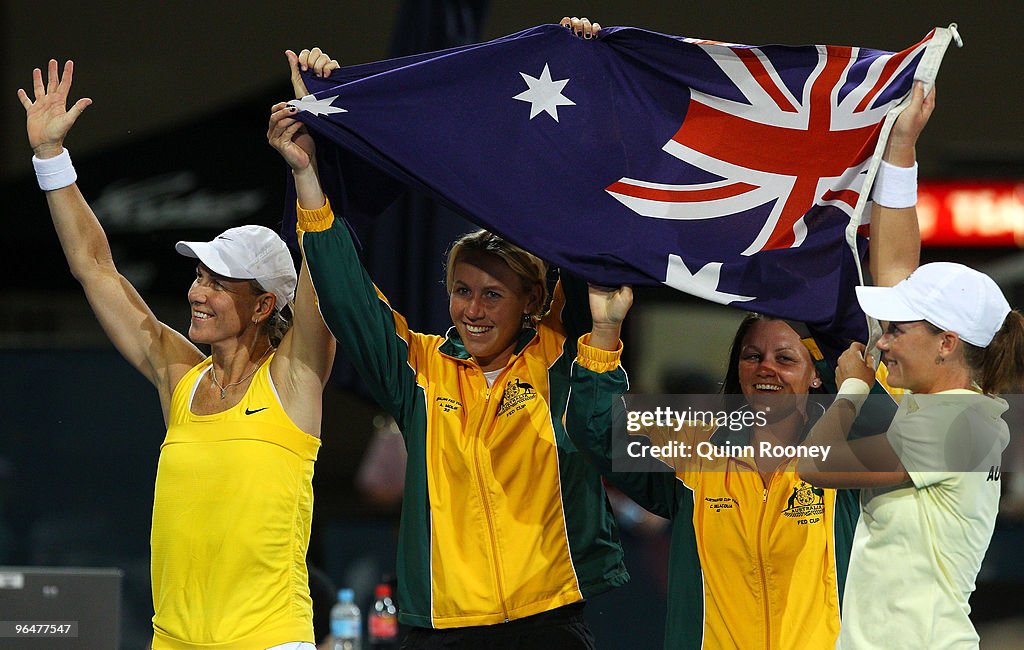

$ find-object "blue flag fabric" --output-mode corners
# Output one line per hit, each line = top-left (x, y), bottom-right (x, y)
(287, 24), (955, 358)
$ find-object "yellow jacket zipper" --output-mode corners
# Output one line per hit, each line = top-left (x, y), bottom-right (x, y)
(757, 479), (772, 650)
(471, 371), (510, 622)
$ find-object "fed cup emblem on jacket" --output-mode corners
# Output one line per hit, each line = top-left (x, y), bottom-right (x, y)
(782, 482), (825, 518)
(496, 378), (537, 417)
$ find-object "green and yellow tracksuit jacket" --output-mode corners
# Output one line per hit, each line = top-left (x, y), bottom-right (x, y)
(569, 342), (859, 650)
(298, 200), (628, 629)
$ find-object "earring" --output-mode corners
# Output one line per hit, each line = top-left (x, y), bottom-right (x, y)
(811, 378), (821, 388)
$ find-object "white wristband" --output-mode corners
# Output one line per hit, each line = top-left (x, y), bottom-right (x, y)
(837, 377), (871, 415)
(871, 160), (917, 209)
(32, 148), (77, 191)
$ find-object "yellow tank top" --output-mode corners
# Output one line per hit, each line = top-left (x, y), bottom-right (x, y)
(151, 353), (320, 649)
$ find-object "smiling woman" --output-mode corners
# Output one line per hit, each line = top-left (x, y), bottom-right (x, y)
(725, 315), (826, 431)
(272, 49), (630, 646)
(445, 231), (547, 371)
(799, 261), (1024, 650)
(19, 54), (338, 649)
(293, 206), (629, 644)
(567, 306), (861, 650)
(177, 223), (298, 349)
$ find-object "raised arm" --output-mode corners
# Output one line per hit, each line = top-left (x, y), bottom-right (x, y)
(869, 81), (935, 288)
(266, 93), (336, 435)
(566, 285), (687, 517)
(278, 46), (422, 423)
(17, 60), (202, 414)
(294, 195), (422, 424)
(797, 83), (938, 485)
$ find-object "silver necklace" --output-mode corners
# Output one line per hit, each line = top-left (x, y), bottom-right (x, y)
(209, 346), (274, 399)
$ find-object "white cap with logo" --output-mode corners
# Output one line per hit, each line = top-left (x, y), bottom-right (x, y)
(855, 262), (1011, 347)
(175, 225), (297, 313)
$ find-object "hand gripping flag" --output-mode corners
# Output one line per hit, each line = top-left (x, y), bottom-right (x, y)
(287, 24), (957, 357)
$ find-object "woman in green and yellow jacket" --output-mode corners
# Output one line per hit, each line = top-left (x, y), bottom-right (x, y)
(268, 81), (628, 647)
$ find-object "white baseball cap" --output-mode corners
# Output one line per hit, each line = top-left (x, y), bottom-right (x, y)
(175, 225), (296, 313)
(855, 262), (1011, 347)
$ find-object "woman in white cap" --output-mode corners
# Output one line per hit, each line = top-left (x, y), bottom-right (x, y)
(799, 260), (1024, 646)
(20, 56), (338, 650)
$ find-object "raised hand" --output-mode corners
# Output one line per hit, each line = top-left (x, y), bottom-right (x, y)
(286, 47), (340, 99)
(559, 16), (602, 39)
(893, 81), (936, 145)
(17, 59), (93, 159)
(884, 81), (936, 166)
(587, 284), (632, 352)
(267, 102), (315, 171)
(588, 284), (633, 328)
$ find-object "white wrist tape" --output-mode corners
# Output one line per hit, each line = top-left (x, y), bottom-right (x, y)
(837, 377), (871, 415)
(32, 148), (77, 191)
(871, 160), (917, 209)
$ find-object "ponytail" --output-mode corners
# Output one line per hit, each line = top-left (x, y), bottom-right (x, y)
(966, 310), (1024, 394)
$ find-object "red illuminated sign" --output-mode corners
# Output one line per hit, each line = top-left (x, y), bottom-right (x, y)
(916, 181), (1024, 247)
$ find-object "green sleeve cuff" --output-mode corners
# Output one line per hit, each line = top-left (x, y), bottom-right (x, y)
(296, 197), (335, 233)
(576, 333), (623, 373)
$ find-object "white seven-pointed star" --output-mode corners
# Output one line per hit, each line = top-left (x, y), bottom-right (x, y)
(664, 255), (755, 305)
(288, 94), (347, 116)
(513, 64), (575, 122)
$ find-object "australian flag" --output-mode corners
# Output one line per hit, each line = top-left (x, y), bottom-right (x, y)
(288, 24), (957, 356)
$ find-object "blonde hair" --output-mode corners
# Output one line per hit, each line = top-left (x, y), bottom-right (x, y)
(444, 230), (549, 325)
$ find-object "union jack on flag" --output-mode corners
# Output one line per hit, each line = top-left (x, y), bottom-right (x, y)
(286, 24), (957, 355)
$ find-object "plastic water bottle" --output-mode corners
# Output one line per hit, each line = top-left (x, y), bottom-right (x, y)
(368, 582), (399, 648)
(331, 588), (362, 650)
